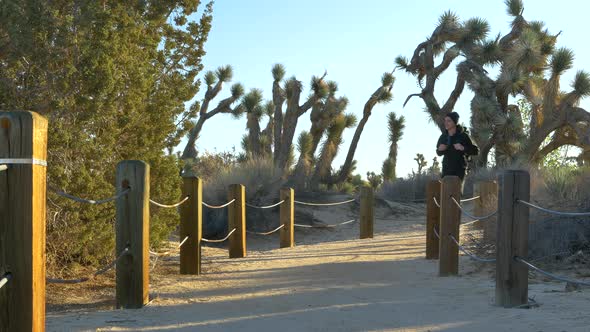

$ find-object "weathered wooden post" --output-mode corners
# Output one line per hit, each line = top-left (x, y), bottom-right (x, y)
(0, 111), (47, 331)
(115, 160), (149, 309)
(228, 184), (246, 258)
(179, 176), (202, 275)
(439, 176), (461, 277)
(360, 186), (375, 239)
(496, 170), (529, 307)
(426, 180), (441, 259)
(280, 188), (294, 248)
(474, 180), (499, 242)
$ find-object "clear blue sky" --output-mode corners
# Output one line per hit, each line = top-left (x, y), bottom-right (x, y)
(182, 0), (590, 178)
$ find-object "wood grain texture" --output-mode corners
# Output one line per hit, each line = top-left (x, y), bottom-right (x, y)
(439, 176), (461, 277)
(360, 186), (374, 239)
(228, 184), (246, 258)
(426, 180), (441, 260)
(180, 177), (202, 275)
(115, 160), (149, 309)
(495, 170), (529, 307)
(0, 111), (47, 332)
(280, 188), (294, 248)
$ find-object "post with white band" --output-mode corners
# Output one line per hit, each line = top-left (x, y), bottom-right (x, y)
(0, 111), (48, 331)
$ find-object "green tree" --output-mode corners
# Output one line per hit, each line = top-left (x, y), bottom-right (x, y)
(0, 1), (213, 269)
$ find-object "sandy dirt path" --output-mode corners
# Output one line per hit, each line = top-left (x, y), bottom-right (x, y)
(46, 204), (590, 332)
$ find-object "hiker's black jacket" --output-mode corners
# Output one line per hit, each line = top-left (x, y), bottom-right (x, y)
(435, 125), (479, 180)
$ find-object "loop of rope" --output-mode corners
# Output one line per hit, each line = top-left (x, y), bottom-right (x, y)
(246, 224), (285, 236)
(202, 228), (236, 243)
(202, 199), (236, 209)
(246, 200), (285, 209)
(451, 197), (498, 220)
(432, 196), (441, 208)
(51, 187), (130, 205)
(294, 219), (356, 229)
(460, 196), (480, 203)
(0, 272), (12, 290)
(149, 196), (190, 208)
(515, 257), (590, 286)
(449, 235), (496, 263)
(46, 247), (130, 284)
(517, 200), (590, 217)
(149, 236), (190, 257)
(294, 198), (356, 207)
(0, 165), (7, 172)
(433, 227), (440, 239)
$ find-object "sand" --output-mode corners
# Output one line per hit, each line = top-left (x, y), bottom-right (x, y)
(46, 202), (590, 332)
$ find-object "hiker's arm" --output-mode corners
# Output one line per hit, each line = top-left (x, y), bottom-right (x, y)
(436, 136), (447, 156)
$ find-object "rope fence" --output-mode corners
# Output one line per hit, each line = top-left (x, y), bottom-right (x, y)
(0, 272), (11, 290)
(517, 199), (590, 217)
(294, 198), (356, 207)
(449, 235), (496, 263)
(246, 224), (285, 236)
(51, 187), (130, 205)
(149, 236), (190, 257)
(432, 196), (440, 208)
(202, 228), (236, 243)
(294, 219), (356, 229)
(149, 196), (190, 208)
(246, 200), (285, 209)
(460, 196), (480, 203)
(515, 257), (590, 287)
(203, 199), (235, 209)
(46, 247), (130, 284)
(451, 196), (498, 222)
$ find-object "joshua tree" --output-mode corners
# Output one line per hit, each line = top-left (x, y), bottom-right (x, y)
(396, 0), (590, 168)
(429, 157), (441, 175)
(272, 66), (329, 172)
(366, 171), (383, 190)
(324, 72), (396, 185)
(292, 131), (314, 190)
(242, 89), (264, 157)
(309, 113), (357, 190)
(414, 153), (428, 175)
(181, 65), (244, 167)
(382, 112), (405, 181)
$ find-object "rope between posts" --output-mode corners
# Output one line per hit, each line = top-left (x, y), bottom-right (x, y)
(202, 228), (236, 243)
(451, 197), (498, 221)
(515, 257), (590, 286)
(449, 235), (496, 263)
(433, 227), (440, 239)
(246, 200), (285, 209)
(51, 187), (130, 205)
(294, 219), (356, 228)
(433, 197), (441, 208)
(150, 196), (190, 208)
(46, 247), (130, 284)
(0, 273), (11, 290)
(203, 199), (235, 209)
(149, 236), (190, 257)
(517, 200), (590, 217)
(246, 224), (285, 235)
(294, 198), (356, 207)
(460, 196), (480, 203)
(0, 165), (7, 172)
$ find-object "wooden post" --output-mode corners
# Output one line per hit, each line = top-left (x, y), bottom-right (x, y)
(496, 170), (530, 308)
(228, 184), (246, 258)
(179, 177), (202, 275)
(360, 186), (374, 239)
(439, 176), (462, 277)
(0, 111), (47, 332)
(474, 180), (499, 242)
(426, 180), (441, 259)
(115, 160), (149, 309)
(280, 188), (294, 248)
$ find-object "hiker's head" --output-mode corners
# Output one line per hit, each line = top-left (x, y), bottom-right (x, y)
(444, 112), (459, 131)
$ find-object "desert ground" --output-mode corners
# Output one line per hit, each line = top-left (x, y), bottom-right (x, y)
(46, 200), (590, 332)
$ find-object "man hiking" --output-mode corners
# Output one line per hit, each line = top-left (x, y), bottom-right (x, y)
(436, 112), (479, 183)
